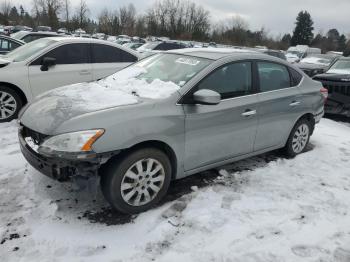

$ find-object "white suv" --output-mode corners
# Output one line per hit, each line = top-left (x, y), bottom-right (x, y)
(0, 37), (139, 122)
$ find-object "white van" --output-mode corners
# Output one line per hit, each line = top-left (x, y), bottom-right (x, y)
(286, 45), (321, 63)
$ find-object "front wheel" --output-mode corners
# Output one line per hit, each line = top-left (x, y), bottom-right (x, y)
(100, 148), (172, 214)
(0, 86), (22, 123)
(284, 118), (312, 157)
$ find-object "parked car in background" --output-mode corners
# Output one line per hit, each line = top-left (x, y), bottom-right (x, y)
(11, 25), (32, 33)
(0, 35), (24, 54)
(18, 48), (324, 214)
(4, 26), (14, 36)
(256, 48), (287, 60)
(137, 41), (187, 56)
(73, 28), (86, 36)
(131, 36), (146, 43)
(36, 26), (52, 32)
(11, 31), (59, 43)
(313, 57), (350, 117)
(92, 33), (106, 39)
(123, 42), (144, 50)
(0, 37), (139, 122)
(296, 54), (341, 77)
(286, 45), (321, 63)
(57, 28), (68, 34)
(116, 38), (131, 45)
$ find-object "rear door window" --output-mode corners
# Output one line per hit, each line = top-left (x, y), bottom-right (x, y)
(92, 44), (137, 63)
(257, 62), (291, 92)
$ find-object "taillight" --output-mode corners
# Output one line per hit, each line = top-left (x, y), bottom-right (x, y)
(320, 87), (328, 103)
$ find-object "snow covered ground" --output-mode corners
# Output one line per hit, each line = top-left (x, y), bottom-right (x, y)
(1, 118), (350, 262)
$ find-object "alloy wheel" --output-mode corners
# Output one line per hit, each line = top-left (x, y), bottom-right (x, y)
(292, 123), (309, 154)
(0, 91), (17, 120)
(120, 158), (165, 206)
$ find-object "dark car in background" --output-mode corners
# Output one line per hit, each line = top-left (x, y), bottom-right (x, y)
(297, 54), (341, 77)
(0, 35), (24, 54)
(313, 57), (350, 117)
(137, 41), (187, 55)
(11, 31), (60, 43)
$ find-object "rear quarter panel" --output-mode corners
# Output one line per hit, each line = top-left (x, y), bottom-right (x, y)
(298, 76), (324, 123)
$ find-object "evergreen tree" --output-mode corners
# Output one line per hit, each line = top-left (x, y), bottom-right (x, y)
(338, 34), (347, 52)
(291, 11), (314, 46)
(281, 34), (292, 45)
(344, 40), (350, 57)
(9, 6), (19, 23)
(20, 5), (25, 17)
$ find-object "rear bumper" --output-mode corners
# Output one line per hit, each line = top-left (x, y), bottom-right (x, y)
(314, 108), (324, 123)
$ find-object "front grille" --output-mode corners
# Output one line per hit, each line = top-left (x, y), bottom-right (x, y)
(21, 125), (49, 146)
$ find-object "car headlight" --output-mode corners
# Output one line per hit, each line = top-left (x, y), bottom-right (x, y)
(38, 129), (104, 155)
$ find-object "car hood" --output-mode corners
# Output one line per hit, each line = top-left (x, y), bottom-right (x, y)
(20, 67), (180, 134)
(313, 73), (350, 82)
(297, 63), (326, 70)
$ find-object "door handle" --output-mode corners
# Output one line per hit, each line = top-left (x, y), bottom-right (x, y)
(289, 101), (301, 107)
(241, 109), (257, 116)
(79, 70), (91, 75)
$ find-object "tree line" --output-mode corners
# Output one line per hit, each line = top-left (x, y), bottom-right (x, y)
(0, 0), (349, 55)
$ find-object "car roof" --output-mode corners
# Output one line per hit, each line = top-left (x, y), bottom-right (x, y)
(17, 31), (59, 36)
(46, 37), (141, 58)
(0, 35), (25, 44)
(166, 48), (261, 60)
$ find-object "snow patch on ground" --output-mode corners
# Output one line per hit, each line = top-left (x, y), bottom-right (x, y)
(1, 118), (350, 261)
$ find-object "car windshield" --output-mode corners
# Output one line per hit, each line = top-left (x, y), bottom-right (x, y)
(3, 38), (57, 62)
(327, 60), (350, 74)
(133, 53), (212, 87)
(300, 56), (332, 66)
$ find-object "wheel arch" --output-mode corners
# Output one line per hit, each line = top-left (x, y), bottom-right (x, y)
(105, 140), (178, 181)
(296, 113), (315, 135)
(0, 82), (28, 105)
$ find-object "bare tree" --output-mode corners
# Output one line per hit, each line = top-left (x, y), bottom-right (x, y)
(75, 0), (89, 28)
(63, 0), (70, 24)
(31, 0), (62, 28)
(1, 0), (12, 20)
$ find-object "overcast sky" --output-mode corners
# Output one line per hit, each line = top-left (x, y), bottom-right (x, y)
(13, 0), (350, 36)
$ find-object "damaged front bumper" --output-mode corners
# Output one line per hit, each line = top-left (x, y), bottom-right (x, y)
(19, 127), (117, 182)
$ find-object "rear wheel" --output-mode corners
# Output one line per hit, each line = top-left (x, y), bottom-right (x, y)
(284, 118), (312, 157)
(0, 86), (22, 123)
(100, 148), (172, 214)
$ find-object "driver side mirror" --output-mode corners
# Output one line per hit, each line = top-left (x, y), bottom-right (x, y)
(193, 89), (221, 105)
(40, 57), (56, 71)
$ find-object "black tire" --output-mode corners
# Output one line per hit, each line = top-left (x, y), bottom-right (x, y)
(284, 118), (312, 157)
(0, 86), (23, 123)
(100, 148), (172, 214)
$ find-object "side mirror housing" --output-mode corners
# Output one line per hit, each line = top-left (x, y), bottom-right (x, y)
(40, 57), (56, 71)
(193, 89), (221, 105)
